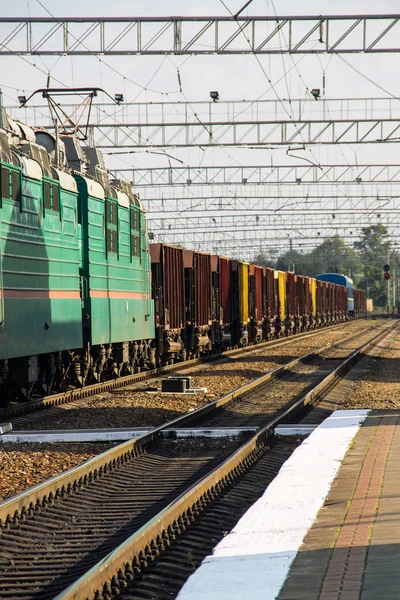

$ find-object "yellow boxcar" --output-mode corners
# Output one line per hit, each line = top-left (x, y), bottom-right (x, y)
(275, 271), (287, 319)
(310, 278), (317, 317)
(238, 261), (249, 323)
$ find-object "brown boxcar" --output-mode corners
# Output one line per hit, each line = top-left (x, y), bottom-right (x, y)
(326, 282), (334, 322)
(354, 288), (365, 316)
(249, 264), (264, 342)
(150, 243), (184, 331)
(303, 277), (312, 323)
(296, 275), (311, 330)
(150, 243), (185, 363)
(183, 249), (212, 356)
(211, 255), (232, 348)
(263, 267), (276, 338)
(183, 250), (212, 327)
(249, 265), (263, 319)
(264, 268), (275, 317)
(219, 256), (232, 325)
(353, 288), (359, 315)
(286, 272), (296, 334)
(316, 279), (324, 324)
(342, 286), (348, 318)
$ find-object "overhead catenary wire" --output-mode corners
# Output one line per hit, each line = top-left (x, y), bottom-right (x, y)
(5, 1), (398, 256)
(34, 0), (179, 99)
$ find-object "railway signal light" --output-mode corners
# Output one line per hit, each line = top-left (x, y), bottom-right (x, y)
(384, 264), (390, 280)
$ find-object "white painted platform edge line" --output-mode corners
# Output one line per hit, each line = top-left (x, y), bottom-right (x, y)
(0, 427), (260, 443)
(275, 426), (316, 435)
(176, 409), (370, 600)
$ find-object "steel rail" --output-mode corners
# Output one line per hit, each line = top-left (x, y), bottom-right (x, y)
(0, 337), (334, 528)
(0, 319), (362, 421)
(53, 320), (398, 600)
(0, 320), (387, 529)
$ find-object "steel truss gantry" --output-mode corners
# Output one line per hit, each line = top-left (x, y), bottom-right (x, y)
(9, 97), (400, 148)
(146, 198), (400, 258)
(154, 228), (400, 260)
(139, 189), (400, 212)
(2, 15), (400, 55)
(113, 164), (400, 187)
(149, 216), (400, 233)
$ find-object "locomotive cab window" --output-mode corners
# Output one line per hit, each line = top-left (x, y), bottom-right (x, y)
(106, 199), (118, 254)
(1, 166), (21, 203)
(1, 165), (9, 201)
(11, 170), (21, 202)
(130, 207), (141, 259)
(43, 180), (60, 212)
(106, 200), (117, 226)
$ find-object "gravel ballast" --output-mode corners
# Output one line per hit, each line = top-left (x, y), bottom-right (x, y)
(342, 328), (400, 410)
(11, 320), (380, 432)
(0, 320), (392, 506)
(0, 442), (114, 502)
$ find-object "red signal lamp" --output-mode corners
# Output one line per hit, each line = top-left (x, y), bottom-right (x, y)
(384, 272), (390, 280)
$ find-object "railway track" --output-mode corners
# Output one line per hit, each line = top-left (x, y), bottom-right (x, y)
(175, 324), (383, 430)
(112, 439), (301, 600)
(0, 318), (371, 422)
(0, 319), (395, 600)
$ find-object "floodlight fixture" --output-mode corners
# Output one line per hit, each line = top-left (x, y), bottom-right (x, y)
(311, 88), (320, 100)
(18, 95), (27, 105)
(115, 94), (124, 103)
(210, 91), (219, 102)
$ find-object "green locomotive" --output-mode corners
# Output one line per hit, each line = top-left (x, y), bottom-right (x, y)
(0, 98), (154, 404)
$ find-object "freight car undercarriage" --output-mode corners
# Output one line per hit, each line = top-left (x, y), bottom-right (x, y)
(0, 339), (155, 405)
(0, 311), (358, 406)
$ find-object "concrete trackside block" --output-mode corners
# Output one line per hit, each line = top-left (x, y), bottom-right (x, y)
(147, 387), (207, 395)
(0, 423), (12, 434)
(177, 409), (369, 600)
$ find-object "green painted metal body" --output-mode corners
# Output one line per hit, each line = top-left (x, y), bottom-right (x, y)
(75, 175), (154, 346)
(0, 155), (154, 368)
(0, 160), (83, 360)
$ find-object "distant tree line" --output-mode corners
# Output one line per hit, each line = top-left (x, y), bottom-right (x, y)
(253, 225), (396, 308)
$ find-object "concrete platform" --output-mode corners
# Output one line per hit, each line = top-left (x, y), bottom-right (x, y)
(177, 410), (369, 600)
(279, 410), (400, 600)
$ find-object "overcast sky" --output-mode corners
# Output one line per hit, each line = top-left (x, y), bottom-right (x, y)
(1, 0), (400, 257)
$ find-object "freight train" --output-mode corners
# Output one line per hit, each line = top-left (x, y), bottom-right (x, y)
(0, 105), (365, 404)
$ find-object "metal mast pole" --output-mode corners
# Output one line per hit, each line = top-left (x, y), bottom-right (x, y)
(387, 255), (390, 314)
